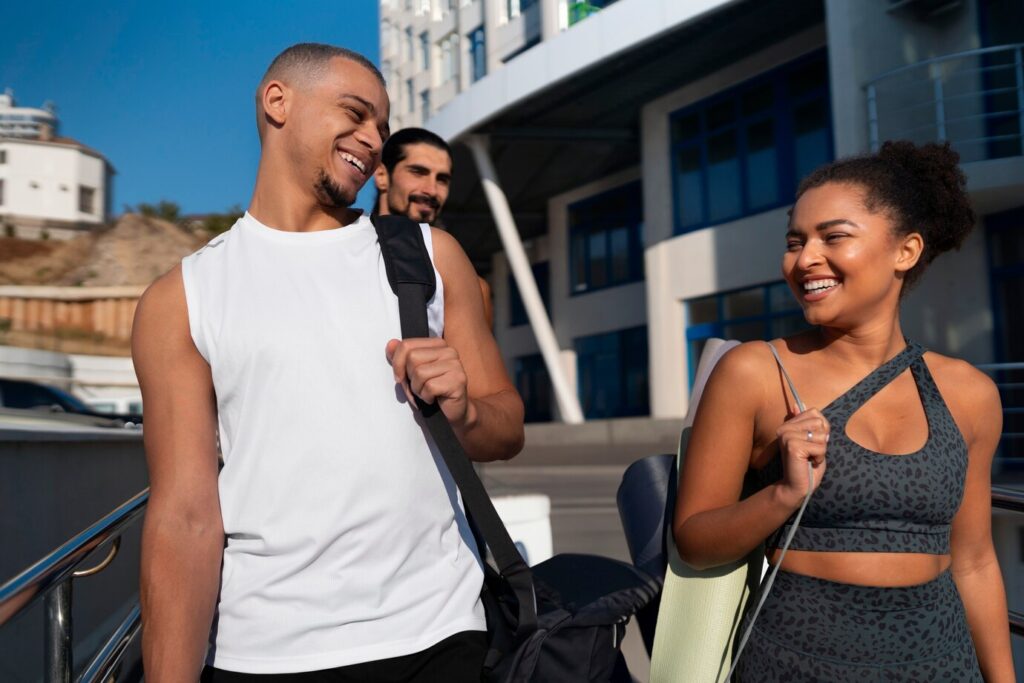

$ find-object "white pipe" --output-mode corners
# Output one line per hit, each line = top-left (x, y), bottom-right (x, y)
(465, 135), (585, 424)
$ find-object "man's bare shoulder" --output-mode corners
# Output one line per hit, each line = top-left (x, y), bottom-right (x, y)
(133, 265), (192, 358)
(428, 228), (476, 291)
(135, 266), (188, 331)
(428, 227), (463, 263)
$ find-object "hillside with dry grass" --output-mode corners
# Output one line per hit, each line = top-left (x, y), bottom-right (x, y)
(0, 213), (208, 287)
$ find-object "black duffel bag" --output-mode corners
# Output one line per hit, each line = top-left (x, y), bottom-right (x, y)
(373, 215), (658, 682)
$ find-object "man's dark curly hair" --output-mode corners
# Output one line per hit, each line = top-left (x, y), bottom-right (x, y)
(796, 140), (975, 290)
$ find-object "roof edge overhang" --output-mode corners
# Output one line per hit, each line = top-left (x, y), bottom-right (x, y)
(426, 0), (743, 143)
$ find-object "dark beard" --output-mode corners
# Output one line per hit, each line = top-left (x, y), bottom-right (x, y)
(315, 169), (355, 208)
(389, 193), (440, 224)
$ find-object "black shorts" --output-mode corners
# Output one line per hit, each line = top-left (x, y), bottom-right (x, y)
(200, 630), (487, 683)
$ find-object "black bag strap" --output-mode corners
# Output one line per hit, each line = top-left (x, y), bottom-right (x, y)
(372, 214), (538, 642)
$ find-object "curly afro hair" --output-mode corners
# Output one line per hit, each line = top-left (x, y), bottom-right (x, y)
(795, 140), (975, 291)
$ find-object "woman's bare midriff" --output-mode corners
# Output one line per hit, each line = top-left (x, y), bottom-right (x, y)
(767, 548), (952, 586)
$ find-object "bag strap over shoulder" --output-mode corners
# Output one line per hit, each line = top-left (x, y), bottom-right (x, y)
(371, 214), (538, 645)
(766, 342), (806, 413)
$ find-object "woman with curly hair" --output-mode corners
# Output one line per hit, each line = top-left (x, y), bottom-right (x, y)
(673, 141), (1016, 681)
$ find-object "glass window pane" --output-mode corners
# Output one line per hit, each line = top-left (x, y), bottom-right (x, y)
(672, 112), (700, 141)
(767, 281), (798, 313)
(674, 146), (704, 228)
(723, 320), (767, 342)
(723, 288), (763, 319)
(588, 232), (608, 288)
(745, 119), (778, 209)
(741, 83), (774, 117)
(610, 226), (630, 283)
(571, 232), (587, 292)
(793, 98), (830, 182)
(996, 273), (1024, 363)
(689, 296), (718, 325)
(707, 100), (736, 130)
(770, 313), (810, 339)
(991, 228), (1024, 268)
(707, 131), (741, 222)
(788, 58), (828, 97)
(622, 328), (650, 415)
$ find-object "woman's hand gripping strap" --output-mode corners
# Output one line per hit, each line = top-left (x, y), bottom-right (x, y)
(726, 343), (816, 680)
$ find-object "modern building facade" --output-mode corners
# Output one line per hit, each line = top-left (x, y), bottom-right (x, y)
(379, 0), (1023, 427)
(380, 0), (1024, 665)
(0, 90), (114, 239)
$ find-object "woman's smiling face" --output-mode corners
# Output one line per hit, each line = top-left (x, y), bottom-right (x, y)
(783, 182), (922, 329)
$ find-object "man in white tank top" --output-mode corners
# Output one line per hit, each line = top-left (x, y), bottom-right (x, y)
(132, 43), (525, 682)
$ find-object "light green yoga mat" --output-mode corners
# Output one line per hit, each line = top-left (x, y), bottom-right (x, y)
(649, 339), (763, 683)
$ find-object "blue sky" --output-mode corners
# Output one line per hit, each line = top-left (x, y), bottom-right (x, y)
(0, 1), (381, 215)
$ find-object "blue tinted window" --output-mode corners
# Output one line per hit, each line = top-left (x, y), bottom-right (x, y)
(515, 354), (553, 423)
(568, 181), (644, 295)
(745, 119), (777, 209)
(575, 326), (649, 419)
(509, 262), (550, 327)
(469, 27), (486, 82)
(670, 50), (832, 234)
(685, 282), (809, 388)
(674, 146), (704, 229)
(707, 131), (741, 222)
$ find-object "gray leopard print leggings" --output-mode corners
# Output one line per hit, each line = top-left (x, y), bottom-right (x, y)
(734, 569), (982, 682)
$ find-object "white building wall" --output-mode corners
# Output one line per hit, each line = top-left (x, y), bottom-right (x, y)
(0, 140), (108, 232)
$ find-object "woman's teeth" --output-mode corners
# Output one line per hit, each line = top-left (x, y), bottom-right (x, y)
(803, 278), (839, 293)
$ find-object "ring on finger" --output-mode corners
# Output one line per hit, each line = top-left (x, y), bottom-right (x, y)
(806, 430), (814, 442)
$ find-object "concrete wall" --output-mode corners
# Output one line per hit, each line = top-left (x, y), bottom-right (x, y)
(0, 140), (108, 228)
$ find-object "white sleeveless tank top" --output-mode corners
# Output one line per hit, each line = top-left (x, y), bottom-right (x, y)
(181, 212), (485, 673)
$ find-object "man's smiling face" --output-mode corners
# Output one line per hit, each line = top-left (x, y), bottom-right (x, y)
(380, 143), (452, 224)
(285, 57), (391, 208)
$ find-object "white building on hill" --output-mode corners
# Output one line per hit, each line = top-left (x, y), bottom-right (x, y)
(0, 89), (114, 240)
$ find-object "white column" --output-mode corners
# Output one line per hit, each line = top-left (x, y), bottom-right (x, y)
(465, 134), (585, 424)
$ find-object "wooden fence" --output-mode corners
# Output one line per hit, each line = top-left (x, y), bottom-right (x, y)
(0, 286), (145, 354)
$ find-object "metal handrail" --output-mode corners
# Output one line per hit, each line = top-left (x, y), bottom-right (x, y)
(865, 43), (1024, 155)
(0, 489), (149, 682)
(992, 486), (1024, 636)
(866, 43), (1024, 83)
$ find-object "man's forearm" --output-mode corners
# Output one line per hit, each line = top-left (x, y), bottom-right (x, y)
(141, 512), (224, 681)
(455, 388), (525, 462)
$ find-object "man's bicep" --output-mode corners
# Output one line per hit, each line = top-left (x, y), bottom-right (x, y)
(431, 230), (515, 399)
(133, 267), (221, 516)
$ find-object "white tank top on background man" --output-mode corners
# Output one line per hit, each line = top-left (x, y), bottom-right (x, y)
(180, 212), (485, 674)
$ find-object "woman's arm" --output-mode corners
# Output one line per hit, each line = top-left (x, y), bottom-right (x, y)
(673, 343), (828, 570)
(947, 361), (1016, 682)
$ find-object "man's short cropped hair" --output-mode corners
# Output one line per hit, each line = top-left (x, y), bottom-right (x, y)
(255, 43), (386, 138)
(381, 128), (453, 175)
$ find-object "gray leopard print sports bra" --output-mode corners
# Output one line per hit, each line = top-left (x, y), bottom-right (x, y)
(760, 340), (968, 555)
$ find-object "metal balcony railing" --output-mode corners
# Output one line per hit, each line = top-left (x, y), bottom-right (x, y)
(866, 44), (1024, 162)
(993, 486), (1024, 636)
(0, 490), (148, 683)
